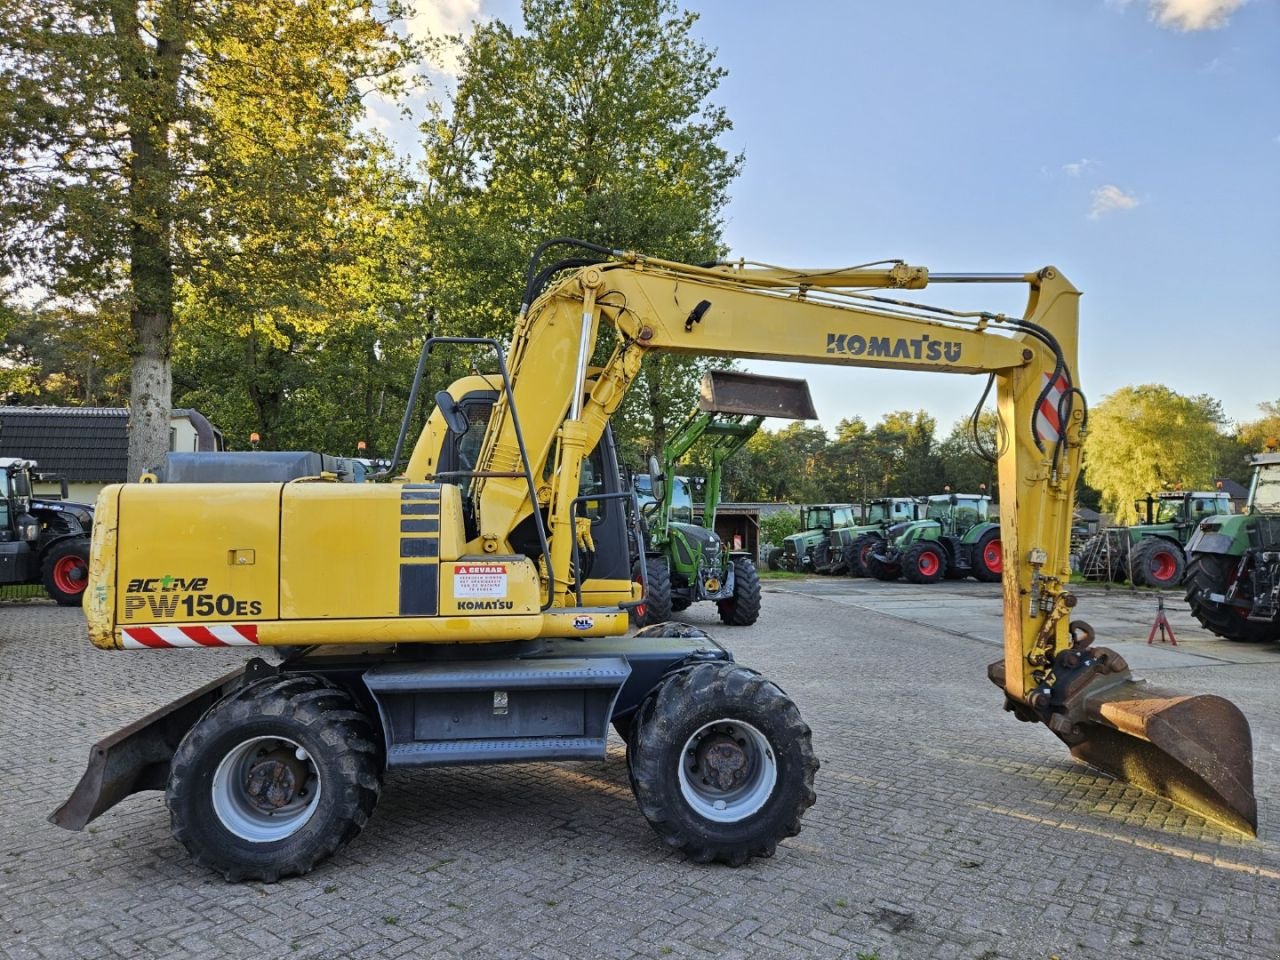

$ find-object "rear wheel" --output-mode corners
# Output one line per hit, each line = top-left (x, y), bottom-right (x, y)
(1185, 553), (1280, 643)
(766, 548), (782, 572)
(717, 557), (761, 626)
(1129, 538), (1186, 588)
(846, 534), (880, 578)
(902, 542), (946, 584)
(627, 662), (818, 865)
(167, 675), (383, 882)
(971, 530), (1003, 583)
(42, 538), (90, 606)
(630, 558), (673, 627)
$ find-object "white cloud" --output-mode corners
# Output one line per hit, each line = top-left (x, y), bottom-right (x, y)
(1149, 0), (1244, 31)
(1062, 158), (1097, 177)
(408, 0), (485, 76)
(1089, 185), (1141, 219)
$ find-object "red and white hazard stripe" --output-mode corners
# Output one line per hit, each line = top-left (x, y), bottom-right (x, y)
(1034, 372), (1069, 444)
(121, 624), (259, 649)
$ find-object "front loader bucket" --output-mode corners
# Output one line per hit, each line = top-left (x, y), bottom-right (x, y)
(698, 369), (818, 421)
(990, 653), (1257, 835)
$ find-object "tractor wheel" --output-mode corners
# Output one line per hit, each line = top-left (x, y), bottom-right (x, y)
(1129, 539), (1186, 588)
(167, 675), (383, 882)
(902, 542), (947, 584)
(717, 557), (762, 626)
(626, 662), (818, 865)
(766, 548), (783, 572)
(865, 551), (901, 581)
(42, 538), (91, 606)
(845, 534), (879, 578)
(630, 558), (673, 627)
(1184, 554), (1280, 643)
(971, 530), (1003, 583)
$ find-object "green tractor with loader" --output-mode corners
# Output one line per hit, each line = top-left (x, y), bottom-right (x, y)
(838, 497), (926, 577)
(767, 503), (858, 574)
(634, 370), (816, 626)
(1078, 490), (1233, 588)
(1184, 453), (1280, 642)
(865, 490), (1002, 584)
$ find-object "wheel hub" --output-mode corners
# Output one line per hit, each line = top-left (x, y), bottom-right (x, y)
(244, 750), (308, 811)
(692, 731), (751, 792)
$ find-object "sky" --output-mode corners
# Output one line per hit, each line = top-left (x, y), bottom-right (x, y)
(386, 0), (1279, 435)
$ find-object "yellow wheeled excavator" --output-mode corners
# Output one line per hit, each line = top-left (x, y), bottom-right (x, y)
(54, 242), (1256, 881)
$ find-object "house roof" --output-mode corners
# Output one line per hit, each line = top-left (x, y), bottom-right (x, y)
(0, 406), (217, 483)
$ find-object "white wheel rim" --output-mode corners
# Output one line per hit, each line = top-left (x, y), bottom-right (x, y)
(677, 719), (777, 823)
(211, 735), (322, 843)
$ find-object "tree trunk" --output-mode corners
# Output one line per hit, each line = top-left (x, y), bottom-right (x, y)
(114, 0), (186, 479)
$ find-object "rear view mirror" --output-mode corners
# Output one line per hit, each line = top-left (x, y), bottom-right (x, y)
(648, 455), (665, 502)
(436, 391), (469, 435)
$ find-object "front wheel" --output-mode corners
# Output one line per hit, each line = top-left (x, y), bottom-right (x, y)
(845, 534), (880, 578)
(971, 529), (1002, 583)
(42, 538), (90, 606)
(167, 675), (383, 882)
(627, 662), (818, 865)
(630, 557), (673, 627)
(902, 542), (946, 584)
(717, 557), (761, 626)
(765, 548), (782, 572)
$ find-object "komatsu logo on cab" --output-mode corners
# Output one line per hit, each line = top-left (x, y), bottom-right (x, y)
(826, 332), (962, 363)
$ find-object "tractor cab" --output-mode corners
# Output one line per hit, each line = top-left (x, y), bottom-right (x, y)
(922, 493), (991, 538)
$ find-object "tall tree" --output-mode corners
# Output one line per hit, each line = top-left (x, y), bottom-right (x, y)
(0, 0), (416, 475)
(421, 0), (741, 463)
(1084, 384), (1231, 524)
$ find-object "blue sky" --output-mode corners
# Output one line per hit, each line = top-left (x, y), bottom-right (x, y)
(397, 0), (1279, 435)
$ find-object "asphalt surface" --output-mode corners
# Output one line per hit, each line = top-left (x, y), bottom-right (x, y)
(2, 578), (1279, 960)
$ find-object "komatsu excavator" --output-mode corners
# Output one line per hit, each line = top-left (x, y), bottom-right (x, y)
(54, 243), (1257, 881)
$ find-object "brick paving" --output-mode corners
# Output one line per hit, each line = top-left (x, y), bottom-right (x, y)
(2, 584), (1279, 960)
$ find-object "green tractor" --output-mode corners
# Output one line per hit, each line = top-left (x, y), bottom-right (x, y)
(1184, 453), (1280, 642)
(1078, 490), (1234, 588)
(767, 503), (857, 574)
(634, 370), (816, 626)
(835, 497), (926, 578)
(865, 490), (1002, 584)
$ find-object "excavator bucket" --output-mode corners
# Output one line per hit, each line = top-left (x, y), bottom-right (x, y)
(990, 653), (1257, 835)
(697, 369), (818, 421)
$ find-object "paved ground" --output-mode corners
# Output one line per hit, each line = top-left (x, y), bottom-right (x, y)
(3, 580), (1279, 960)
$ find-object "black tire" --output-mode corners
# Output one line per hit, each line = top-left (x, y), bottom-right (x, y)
(845, 534), (880, 578)
(1129, 538), (1186, 588)
(1184, 553), (1280, 643)
(717, 557), (762, 626)
(41, 538), (90, 606)
(626, 662), (818, 865)
(971, 529), (1003, 583)
(167, 675), (383, 882)
(902, 542), (947, 584)
(766, 548), (782, 572)
(630, 557), (673, 627)
(865, 550), (901, 581)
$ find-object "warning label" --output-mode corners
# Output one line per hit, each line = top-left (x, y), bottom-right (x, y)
(454, 564), (508, 598)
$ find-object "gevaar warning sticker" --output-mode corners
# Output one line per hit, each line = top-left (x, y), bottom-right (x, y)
(454, 564), (508, 598)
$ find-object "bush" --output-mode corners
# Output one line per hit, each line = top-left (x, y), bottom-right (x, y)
(760, 509), (800, 548)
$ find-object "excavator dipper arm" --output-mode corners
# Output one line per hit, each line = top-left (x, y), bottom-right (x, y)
(457, 252), (1255, 834)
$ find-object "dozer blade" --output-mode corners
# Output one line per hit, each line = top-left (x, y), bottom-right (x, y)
(990, 652), (1257, 835)
(697, 369), (818, 421)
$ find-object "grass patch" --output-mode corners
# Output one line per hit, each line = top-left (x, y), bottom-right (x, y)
(758, 570), (809, 580)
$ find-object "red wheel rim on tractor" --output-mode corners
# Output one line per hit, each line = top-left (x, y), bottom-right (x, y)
(982, 540), (1002, 575)
(917, 550), (940, 577)
(53, 555), (87, 595)
(1151, 550), (1178, 584)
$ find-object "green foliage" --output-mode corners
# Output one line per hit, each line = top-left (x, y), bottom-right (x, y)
(1084, 384), (1233, 524)
(1238, 400), (1280, 458)
(421, 0), (740, 458)
(759, 509), (800, 547)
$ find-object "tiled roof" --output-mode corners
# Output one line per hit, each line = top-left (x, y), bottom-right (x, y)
(0, 407), (129, 482)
